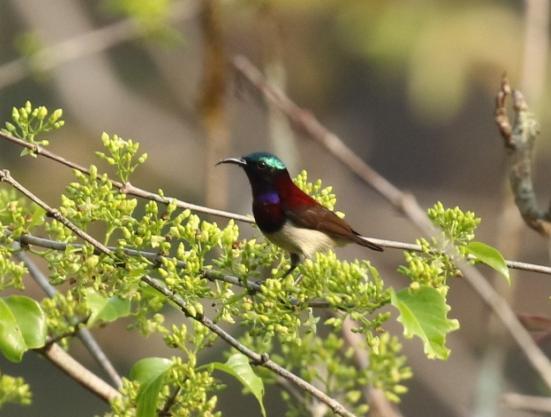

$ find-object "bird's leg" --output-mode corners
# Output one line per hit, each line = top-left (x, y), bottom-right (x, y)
(283, 253), (303, 284)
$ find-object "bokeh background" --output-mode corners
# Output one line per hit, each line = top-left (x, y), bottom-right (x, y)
(1, 0), (550, 416)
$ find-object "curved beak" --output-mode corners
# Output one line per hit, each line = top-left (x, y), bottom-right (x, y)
(216, 157), (247, 167)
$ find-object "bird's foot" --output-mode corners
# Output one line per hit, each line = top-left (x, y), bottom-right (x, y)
(282, 253), (301, 278)
(293, 274), (304, 286)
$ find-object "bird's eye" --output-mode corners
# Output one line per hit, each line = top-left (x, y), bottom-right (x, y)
(258, 161), (267, 169)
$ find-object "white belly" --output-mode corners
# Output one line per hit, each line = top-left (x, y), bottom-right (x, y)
(265, 222), (338, 257)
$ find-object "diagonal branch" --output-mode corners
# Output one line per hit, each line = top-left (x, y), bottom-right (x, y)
(15, 248), (123, 388)
(232, 55), (551, 391)
(37, 342), (119, 403)
(0, 1), (199, 91)
(0, 130), (252, 223)
(0, 169), (358, 417)
(502, 392), (551, 413)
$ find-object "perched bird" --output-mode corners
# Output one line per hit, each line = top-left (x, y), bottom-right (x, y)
(217, 152), (383, 276)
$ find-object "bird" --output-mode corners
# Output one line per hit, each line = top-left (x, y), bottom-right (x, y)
(217, 152), (383, 276)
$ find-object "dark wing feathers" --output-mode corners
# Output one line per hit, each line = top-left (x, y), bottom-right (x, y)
(284, 205), (383, 252)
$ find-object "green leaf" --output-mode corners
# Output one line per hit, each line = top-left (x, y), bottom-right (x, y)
(466, 241), (510, 284)
(130, 357), (172, 417)
(211, 353), (266, 417)
(0, 300), (26, 362)
(85, 289), (131, 326)
(0, 296), (47, 362)
(4, 296), (47, 349)
(130, 357), (172, 383)
(391, 286), (459, 360)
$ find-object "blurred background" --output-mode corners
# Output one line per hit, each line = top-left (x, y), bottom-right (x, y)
(0, 0), (550, 416)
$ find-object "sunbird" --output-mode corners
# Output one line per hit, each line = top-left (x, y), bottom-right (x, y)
(217, 152), (383, 275)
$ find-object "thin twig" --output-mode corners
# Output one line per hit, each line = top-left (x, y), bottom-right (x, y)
(0, 170), (111, 254)
(44, 316), (90, 346)
(0, 1), (199, 90)
(0, 130), (252, 223)
(37, 342), (120, 403)
(0, 170), (358, 417)
(274, 375), (312, 412)
(1, 131), (550, 277)
(232, 55), (551, 390)
(15, 248), (123, 388)
(142, 274), (357, 417)
(159, 386), (181, 417)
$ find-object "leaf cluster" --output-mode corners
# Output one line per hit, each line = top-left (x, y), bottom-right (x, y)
(0, 372), (31, 409)
(2, 101), (64, 156)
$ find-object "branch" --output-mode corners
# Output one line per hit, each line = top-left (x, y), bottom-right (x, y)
(198, 0), (230, 209)
(495, 76), (551, 237)
(37, 342), (119, 403)
(520, 0), (550, 108)
(232, 55), (551, 391)
(274, 375), (312, 414)
(0, 130), (252, 224)
(18, 234), (262, 292)
(0, 170), (358, 417)
(0, 1), (199, 90)
(16, 234), (335, 309)
(159, 387), (181, 417)
(1, 131), (550, 277)
(502, 392), (551, 413)
(15, 248), (123, 388)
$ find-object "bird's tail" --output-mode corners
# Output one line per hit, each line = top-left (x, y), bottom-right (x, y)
(352, 233), (384, 252)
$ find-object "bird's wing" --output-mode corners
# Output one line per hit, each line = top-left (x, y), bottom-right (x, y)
(284, 204), (355, 241)
(284, 204), (383, 251)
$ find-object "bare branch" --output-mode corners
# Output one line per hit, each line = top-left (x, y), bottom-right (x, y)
(37, 343), (120, 403)
(15, 249), (123, 388)
(232, 55), (551, 391)
(0, 1), (199, 90)
(502, 392), (551, 413)
(233, 55), (404, 208)
(494, 77), (551, 237)
(0, 171), (358, 417)
(520, 0), (550, 108)
(198, 0), (230, 209)
(274, 375), (312, 413)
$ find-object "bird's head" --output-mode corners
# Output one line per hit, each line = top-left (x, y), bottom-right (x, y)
(217, 152), (289, 186)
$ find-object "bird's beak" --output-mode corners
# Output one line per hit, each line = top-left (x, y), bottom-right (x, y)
(216, 157), (247, 167)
